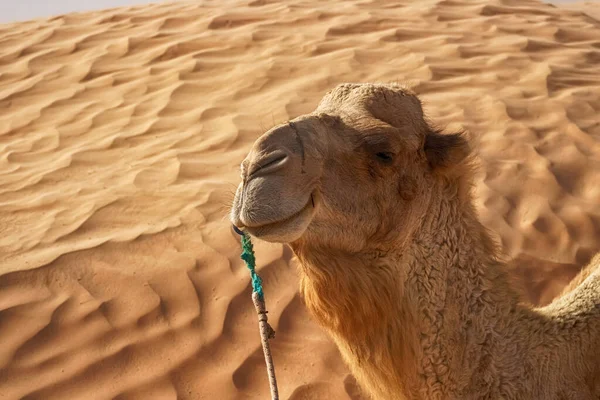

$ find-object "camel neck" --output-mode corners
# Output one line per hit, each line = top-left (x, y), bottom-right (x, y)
(403, 190), (528, 396)
(293, 186), (531, 398)
(405, 189), (600, 397)
(409, 186), (522, 317)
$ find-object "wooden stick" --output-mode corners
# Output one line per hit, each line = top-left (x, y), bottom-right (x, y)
(252, 291), (279, 400)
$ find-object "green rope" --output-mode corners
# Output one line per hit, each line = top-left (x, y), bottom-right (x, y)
(239, 231), (264, 300)
(233, 225), (278, 399)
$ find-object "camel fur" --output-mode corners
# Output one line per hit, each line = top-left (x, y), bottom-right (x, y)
(230, 82), (600, 400)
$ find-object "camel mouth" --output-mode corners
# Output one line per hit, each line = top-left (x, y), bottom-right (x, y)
(239, 190), (318, 242)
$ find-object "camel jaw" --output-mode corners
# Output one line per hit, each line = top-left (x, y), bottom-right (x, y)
(230, 189), (318, 243)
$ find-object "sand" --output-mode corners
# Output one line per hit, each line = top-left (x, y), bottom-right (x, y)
(0, 0), (598, 398)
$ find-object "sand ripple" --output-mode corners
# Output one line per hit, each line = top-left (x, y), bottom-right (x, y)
(0, 0), (599, 398)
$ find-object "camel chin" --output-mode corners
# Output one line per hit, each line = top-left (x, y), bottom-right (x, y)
(232, 192), (318, 243)
(243, 195), (316, 243)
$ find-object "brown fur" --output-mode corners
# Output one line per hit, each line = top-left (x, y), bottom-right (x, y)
(230, 83), (600, 399)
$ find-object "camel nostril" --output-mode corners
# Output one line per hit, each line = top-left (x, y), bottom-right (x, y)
(247, 150), (289, 179)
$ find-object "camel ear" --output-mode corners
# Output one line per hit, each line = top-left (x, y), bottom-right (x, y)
(424, 130), (470, 171)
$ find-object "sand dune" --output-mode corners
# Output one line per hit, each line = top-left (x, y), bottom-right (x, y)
(0, 0), (599, 398)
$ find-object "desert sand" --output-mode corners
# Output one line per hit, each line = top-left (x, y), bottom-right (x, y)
(0, 0), (598, 398)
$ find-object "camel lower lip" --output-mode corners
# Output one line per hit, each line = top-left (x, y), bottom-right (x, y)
(241, 192), (316, 236)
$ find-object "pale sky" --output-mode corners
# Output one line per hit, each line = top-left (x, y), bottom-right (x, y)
(0, 0), (591, 24)
(0, 0), (165, 24)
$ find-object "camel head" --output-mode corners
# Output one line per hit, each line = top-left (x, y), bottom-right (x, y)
(230, 83), (471, 253)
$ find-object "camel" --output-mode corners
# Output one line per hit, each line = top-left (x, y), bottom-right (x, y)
(229, 83), (600, 399)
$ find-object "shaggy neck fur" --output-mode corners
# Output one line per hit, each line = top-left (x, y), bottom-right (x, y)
(292, 180), (600, 399)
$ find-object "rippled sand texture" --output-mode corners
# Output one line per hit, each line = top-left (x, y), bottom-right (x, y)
(0, 0), (599, 398)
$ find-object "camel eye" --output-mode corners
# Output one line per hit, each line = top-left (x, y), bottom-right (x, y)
(375, 152), (394, 164)
(361, 135), (395, 165)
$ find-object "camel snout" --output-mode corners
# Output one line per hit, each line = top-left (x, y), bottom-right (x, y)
(229, 117), (327, 242)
